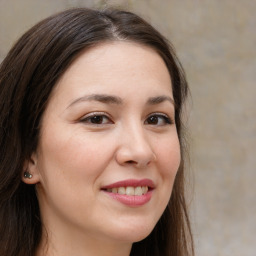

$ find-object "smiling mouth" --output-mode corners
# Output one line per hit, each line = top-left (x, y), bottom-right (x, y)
(104, 186), (149, 196)
(101, 179), (154, 196)
(101, 179), (154, 206)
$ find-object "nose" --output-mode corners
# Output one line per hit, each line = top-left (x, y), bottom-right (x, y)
(115, 124), (156, 168)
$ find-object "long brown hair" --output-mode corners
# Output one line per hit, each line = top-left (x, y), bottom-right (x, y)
(0, 8), (193, 256)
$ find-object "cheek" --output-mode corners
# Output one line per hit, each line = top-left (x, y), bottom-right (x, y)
(36, 128), (115, 217)
(148, 135), (180, 226)
(156, 135), (181, 180)
(154, 135), (181, 214)
(38, 126), (114, 184)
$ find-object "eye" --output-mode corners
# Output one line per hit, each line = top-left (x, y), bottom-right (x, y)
(145, 113), (173, 126)
(80, 112), (113, 125)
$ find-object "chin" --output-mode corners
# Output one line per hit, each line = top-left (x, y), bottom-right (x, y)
(109, 220), (156, 243)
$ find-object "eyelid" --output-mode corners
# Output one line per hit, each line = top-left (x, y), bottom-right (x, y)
(81, 111), (109, 118)
(146, 112), (174, 125)
(80, 111), (113, 124)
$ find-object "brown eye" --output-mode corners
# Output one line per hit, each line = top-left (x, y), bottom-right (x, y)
(147, 116), (159, 125)
(90, 115), (104, 124)
(81, 113), (113, 125)
(145, 114), (172, 126)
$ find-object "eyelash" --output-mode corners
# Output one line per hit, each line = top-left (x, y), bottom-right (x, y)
(80, 112), (112, 125)
(80, 112), (173, 126)
(145, 113), (173, 126)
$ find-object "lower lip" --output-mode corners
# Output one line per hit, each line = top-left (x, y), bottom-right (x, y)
(103, 190), (153, 207)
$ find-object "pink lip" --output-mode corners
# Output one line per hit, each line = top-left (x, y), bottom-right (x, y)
(101, 179), (155, 207)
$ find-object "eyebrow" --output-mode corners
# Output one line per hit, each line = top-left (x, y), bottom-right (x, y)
(68, 94), (122, 108)
(68, 94), (175, 108)
(147, 95), (175, 106)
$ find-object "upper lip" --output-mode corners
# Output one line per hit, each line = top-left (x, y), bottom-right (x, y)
(101, 179), (155, 189)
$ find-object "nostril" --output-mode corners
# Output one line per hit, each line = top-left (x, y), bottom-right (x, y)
(126, 160), (136, 164)
(125, 159), (152, 168)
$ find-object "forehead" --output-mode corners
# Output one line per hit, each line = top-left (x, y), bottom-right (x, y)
(51, 41), (173, 105)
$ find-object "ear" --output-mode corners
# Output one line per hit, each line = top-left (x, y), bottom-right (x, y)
(21, 153), (41, 185)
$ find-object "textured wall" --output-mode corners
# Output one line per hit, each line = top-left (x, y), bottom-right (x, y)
(0, 0), (255, 255)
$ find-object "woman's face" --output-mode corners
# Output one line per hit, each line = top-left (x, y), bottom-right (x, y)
(27, 42), (180, 246)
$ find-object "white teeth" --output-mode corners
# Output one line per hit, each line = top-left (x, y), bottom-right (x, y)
(134, 186), (143, 196)
(142, 186), (148, 194)
(126, 186), (135, 196)
(107, 186), (149, 196)
(117, 187), (126, 195)
(112, 188), (118, 193)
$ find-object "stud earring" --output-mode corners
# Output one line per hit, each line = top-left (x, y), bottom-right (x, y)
(24, 171), (33, 179)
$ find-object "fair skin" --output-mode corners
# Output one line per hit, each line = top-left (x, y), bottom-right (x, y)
(23, 41), (181, 256)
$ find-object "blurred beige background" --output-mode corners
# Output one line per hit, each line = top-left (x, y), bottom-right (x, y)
(1, 0), (255, 255)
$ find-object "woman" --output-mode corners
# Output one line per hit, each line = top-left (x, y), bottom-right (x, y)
(0, 7), (193, 256)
